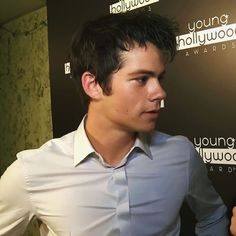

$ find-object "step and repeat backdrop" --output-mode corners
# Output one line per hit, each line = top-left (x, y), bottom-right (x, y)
(47, 0), (236, 234)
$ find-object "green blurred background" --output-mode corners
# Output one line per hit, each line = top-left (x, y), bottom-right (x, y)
(0, 6), (52, 235)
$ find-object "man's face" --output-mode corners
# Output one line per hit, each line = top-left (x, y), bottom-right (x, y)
(97, 42), (167, 133)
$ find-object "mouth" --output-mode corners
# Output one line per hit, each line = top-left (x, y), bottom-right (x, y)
(142, 110), (159, 119)
(146, 109), (158, 113)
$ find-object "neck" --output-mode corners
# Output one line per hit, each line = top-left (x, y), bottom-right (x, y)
(84, 111), (136, 166)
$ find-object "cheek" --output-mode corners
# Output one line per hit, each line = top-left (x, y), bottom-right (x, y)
(110, 85), (145, 115)
(113, 95), (142, 115)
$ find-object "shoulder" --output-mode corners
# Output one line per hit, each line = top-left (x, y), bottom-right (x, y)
(147, 131), (198, 163)
(149, 130), (194, 150)
(17, 131), (75, 161)
(8, 131), (78, 191)
(0, 160), (26, 202)
(16, 130), (76, 175)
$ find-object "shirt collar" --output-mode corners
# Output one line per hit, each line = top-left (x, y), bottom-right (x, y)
(74, 116), (95, 166)
(73, 116), (153, 167)
(133, 133), (153, 159)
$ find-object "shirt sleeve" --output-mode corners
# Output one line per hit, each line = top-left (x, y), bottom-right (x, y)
(0, 160), (35, 236)
(185, 142), (229, 236)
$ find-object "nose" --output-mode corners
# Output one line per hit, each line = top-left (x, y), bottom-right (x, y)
(147, 78), (167, 102)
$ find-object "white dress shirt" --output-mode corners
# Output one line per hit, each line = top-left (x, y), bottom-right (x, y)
(0, 118), (228, 236)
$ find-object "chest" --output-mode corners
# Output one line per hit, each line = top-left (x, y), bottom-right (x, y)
(31, 161), (187, 236)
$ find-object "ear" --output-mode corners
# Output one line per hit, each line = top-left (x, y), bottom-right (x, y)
(81, 71), (103, 100)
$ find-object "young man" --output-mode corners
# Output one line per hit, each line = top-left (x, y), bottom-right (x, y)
(0, 12), (229, 235)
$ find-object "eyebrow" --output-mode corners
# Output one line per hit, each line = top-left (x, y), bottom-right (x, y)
(127, 69), (166, 77)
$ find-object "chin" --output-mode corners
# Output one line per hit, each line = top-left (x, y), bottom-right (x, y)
(136, 125), (156, 133)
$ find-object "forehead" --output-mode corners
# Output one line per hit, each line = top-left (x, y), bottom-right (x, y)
(119, 42), (166, 73)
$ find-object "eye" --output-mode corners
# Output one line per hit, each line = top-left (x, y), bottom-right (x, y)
(158, 75), (166, 83)
(135, 76), (149, 85)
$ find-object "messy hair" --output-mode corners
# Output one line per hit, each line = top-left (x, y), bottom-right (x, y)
(70, 11), (178, 108)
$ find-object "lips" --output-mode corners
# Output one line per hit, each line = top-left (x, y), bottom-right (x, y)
(146, 110), (158, 113)
(145, 109), (159, 113)
(143, 110), (159, 119)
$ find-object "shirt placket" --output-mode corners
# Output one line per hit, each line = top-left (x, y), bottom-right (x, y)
(113, 166), (131, 236)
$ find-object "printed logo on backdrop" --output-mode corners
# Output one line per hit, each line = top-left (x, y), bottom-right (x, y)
(109, 0), (159, 14)
(194, 137), (236, 174)
(177, 14), (236, 56)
